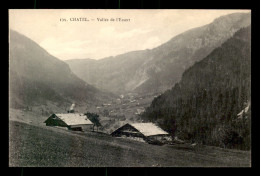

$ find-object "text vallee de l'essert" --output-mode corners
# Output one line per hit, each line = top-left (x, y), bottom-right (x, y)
(69, 17), (130, 22)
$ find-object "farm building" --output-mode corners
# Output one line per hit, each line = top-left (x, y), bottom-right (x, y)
(111, 123), (170, 144)
(44, 113), (94, 131)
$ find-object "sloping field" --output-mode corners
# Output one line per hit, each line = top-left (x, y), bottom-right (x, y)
(9, 120), (250, 167)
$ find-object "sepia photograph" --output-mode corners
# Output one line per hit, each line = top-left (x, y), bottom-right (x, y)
(9, 9), (251, 167)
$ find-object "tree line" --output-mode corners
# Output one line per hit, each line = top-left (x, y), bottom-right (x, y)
(142, 26), (251, 150)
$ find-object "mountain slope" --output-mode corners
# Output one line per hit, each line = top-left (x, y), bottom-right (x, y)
(142, 26), (251, 150)
(66, 12), (251, 95)
(9, 30), (112, 109)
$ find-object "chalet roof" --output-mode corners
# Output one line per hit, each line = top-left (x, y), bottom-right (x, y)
(130, 123), (168, 137)
(55, 113), (93, 126)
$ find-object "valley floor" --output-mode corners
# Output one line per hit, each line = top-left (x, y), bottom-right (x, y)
(9, 120), (251, 167)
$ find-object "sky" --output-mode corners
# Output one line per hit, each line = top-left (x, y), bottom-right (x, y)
(9, 9), (250, 60)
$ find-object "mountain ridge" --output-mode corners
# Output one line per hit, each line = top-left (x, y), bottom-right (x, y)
(9, 29), (113, 110)
(66, 12), (251, 95)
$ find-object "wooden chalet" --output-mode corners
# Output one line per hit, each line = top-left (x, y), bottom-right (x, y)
(111, 123), (169, 143)
(44, 113), (94, 131)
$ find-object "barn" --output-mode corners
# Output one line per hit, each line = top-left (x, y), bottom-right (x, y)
(44, 113), (94, 131)
(111, 123), (169, 144)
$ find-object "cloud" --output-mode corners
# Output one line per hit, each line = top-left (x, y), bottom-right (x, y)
(99, 26), (151, 40)
(99, 26), (116, 36)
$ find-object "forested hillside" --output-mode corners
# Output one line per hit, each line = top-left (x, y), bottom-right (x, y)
(143, 26), (251, 150)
